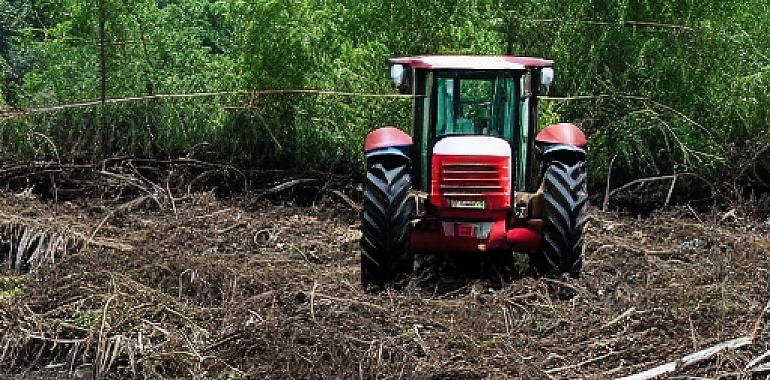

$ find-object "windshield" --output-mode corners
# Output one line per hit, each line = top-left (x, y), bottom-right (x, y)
(435, 74), (518, 140)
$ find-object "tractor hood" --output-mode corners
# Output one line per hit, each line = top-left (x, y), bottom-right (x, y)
(430, 136), (512, 214)
(433, 135), (511, 156)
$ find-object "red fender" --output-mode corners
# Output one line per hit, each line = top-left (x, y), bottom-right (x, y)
(364, 127), (412, 152)
(535, 123), (587, 147)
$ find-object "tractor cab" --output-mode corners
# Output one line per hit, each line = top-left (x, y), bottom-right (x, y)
(361, 55), (588, 287)
(387, 55), (556, 194)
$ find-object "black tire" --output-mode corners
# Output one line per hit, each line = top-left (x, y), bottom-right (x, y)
(531, 160), (588, 277)
(360, 159), (414, 286)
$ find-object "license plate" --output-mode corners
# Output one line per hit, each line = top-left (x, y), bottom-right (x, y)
(442, 222), (492, 239)
(455, 224), (477, 237)
(450, 199), (486, 209)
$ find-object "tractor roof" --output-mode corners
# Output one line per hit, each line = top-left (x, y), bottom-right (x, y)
(389, 55), (553, 70)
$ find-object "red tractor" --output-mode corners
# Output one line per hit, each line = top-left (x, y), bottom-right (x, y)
(361, 55), (587, 286)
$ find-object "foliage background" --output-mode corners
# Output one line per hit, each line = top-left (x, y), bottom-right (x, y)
(1, 0), (768, 190)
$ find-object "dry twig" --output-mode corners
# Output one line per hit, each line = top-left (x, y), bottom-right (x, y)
(256, 179), (317, 200)
(87, 194), (155, 246)
(616, 336), (753, 380)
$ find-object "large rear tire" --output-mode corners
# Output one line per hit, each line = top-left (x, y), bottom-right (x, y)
(361, 159), (413, 286)
(531, 160), (588, 277)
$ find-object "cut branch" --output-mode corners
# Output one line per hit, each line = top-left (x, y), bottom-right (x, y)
(87, 194), (156, 245)
(256, 179), (317, 200)
(519, 18), (694, 31)
(545, 350), (617, 374)
(616, 336), (753, 380)
(326, 189), (361, 211)
(0, 89), (416, 120)
(541, 94), (704, 129)
(609, 175), (677, 198)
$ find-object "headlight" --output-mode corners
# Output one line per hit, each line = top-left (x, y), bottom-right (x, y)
(540, 67), (554, 94)
(390, 64), (406, 89)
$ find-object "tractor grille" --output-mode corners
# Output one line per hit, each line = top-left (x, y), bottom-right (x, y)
(440, 162), (505, 197)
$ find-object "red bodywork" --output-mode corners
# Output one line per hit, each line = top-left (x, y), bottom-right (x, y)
(364, 127), (412, 152)
(411, 218), (543, 254)
(535, 123), (587, 147)
(411, 152), (543, 254)
(389, 55), (553, 70)
(430, 154), (511, 214)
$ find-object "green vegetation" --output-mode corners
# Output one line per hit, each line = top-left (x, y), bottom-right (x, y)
(1, 0), (768, 188)
(0, 276), (23, 301)
(72, 309), (101, 328)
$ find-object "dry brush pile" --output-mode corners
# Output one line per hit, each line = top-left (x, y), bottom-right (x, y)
(0, 182), (769, 379)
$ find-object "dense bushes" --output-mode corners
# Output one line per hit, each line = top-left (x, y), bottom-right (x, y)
(1, 0), (768, 189)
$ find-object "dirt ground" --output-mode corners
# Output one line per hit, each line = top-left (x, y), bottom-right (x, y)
(1, 187), (770, 379)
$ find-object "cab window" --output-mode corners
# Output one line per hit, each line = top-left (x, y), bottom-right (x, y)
(435, 74), (518, 140)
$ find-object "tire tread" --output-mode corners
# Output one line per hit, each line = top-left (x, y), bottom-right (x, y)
(361, 161), (413, 286)
(532, 160), (588, 277)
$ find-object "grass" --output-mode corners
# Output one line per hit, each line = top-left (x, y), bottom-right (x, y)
(0, 276), (24, 301)
(72, 310), (101, 328)
(0, 91), (766, 196)
(0, 94), (412, 173)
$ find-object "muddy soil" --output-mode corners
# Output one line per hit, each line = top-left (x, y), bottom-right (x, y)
(1, 189), (769, 379)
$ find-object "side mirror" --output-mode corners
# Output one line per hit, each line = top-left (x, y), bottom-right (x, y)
(520, 71), (532, 99)
(540, 67), (554, 95)
(389, 64), (412, 94)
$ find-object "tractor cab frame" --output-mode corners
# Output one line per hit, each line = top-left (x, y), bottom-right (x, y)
(389, 55), (554, 195)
